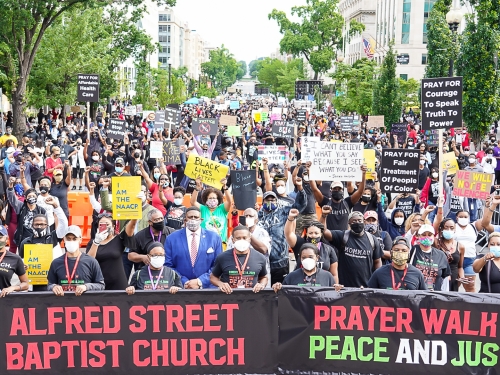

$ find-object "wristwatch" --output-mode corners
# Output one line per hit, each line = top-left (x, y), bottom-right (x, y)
(197, 278), (203, 289)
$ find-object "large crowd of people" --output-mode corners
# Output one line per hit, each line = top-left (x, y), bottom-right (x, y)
(0, 97), (500, 297)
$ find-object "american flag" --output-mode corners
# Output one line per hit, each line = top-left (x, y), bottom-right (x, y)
(363, 38), (374, 59)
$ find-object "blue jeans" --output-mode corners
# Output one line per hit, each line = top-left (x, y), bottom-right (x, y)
(427, 206), (438, 223)
(211, 149), (221, 161)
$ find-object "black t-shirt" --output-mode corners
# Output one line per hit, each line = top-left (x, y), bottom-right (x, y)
(263, 131), (274, 145)
(477, 255), (500, 293)
(129, 266), (182, 290)
(292, 237), (337, 271)
(429, 180), (440, 205)
(211, 249), (267, 289)
(283, 268), (335, 287)
(418, 167), (430, 190)
(352, 199), (377, 215)
(0, 251), (26, 289)
(300, 182), (317, 214)
(50, 181), (70, 217)
(409, 246), (451, 291)
(448, 196), (464, 215)
(165, 203), (186, 229)
(321, 196), (354, 231)
(330, 230), (383, 288)
(130, 226), (175, 269)
(396, 196), (416, 218)
(368, 264), (427, 290)
(47, 253), (104, 291)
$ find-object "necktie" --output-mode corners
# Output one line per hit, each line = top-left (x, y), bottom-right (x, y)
(190, 232), (198, 266)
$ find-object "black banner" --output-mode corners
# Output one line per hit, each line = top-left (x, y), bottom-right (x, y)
(340, 115), (360, 132)
(230, 170), (257, 210)
(107, 119), (127, 140)
(164, 108), (182, 130)
(77, 74), (100, 103)
(154, 111), (165, 130)
(163, 140), (180, 165)
(391, 123), (407, 145)
(380, 149), (420, 193)
(271, 121), (294, 139)
(192, 118), (218, 136)
(421, 77), (463, 131)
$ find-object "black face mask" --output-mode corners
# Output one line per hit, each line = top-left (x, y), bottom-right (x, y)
(39, 187), (49, 195)
(15, 156), (22, 163)
(361, 195), (371, 203)
(331, 191), (343, 201)
(306, 237), (320, 244)
(350, 223), (365, 234)
(151, 221), (164, 232)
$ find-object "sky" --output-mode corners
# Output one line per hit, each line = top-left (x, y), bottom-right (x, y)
(172, 0), (308, 66)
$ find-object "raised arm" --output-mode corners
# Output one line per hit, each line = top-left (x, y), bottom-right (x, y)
(262, 158), (273, 192)
(350, 165), (368, 204)
(139, 162), (154, 189)
(190, 177), (202, 208)
(284, 208), (299, 248)
(221, 178), (232, 213)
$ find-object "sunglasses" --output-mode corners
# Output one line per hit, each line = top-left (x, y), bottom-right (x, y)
(97, 212), (112, 219)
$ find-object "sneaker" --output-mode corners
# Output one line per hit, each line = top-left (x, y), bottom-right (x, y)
(71, 186), (76, 190)
(79, 186), (82, 190)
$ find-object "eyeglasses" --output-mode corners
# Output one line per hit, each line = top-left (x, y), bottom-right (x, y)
(54, 154), (60, 157)
(33, 223), (48, 228)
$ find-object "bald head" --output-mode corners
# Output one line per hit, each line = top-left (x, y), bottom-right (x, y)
(243, 208), (258, 228)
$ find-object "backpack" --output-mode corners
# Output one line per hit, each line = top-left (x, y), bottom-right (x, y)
(342, 230), (376, 250)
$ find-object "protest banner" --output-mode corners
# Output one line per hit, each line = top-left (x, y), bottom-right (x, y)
(111, 176), (142, 220)
(154, 111), (165, 129)
(363, 149), (376, 179)
(421, 76), (463, 130)
(261, 112), (269, 122)
(442, 151), (459, 175)
(297, 109), (307, 122)
(452, 170), (493, 200)
(136, 104), (143, 113)
(192, 118), (218, 136)
(184, 154), (229, 189)
(231, 170), (257, 210)
(163, 140), (181, 165)
(424, 129), (440, 146)
(380, 149), (420, 193)
(391, 123), (407, 144)
(107, 119), (127, 140)
(219, 115), (237, 126)
(340, 115), (361, 132)
(301, 136), (321, 162)
(124, 106), (136, 116)
(308, 141), (363, 181)
(230, 100), (240, 109)
(164, 107), (182, 130)
(227, 126), (241, 137)
(77, 74), (99, 102)
(257, 145), (288, 164)
(24, 244), (53, 285)
(367, 115), (384, 128)
(270, 113), (281, 123)
(149, 141), (163, 159)
(271, 121), (294, 139)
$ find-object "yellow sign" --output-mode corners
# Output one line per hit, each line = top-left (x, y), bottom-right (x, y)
(184, 154), (230, 189)
(363, 149), (376, 179)
(254, 112), (261, 122)
(442, 152), (459, 175)
(25, 244), (53, 285)
(112, 176), (142, 220)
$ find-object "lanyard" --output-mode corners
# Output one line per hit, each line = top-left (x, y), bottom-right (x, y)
(149, 227), (161, 242)
(0, 251), (7, 264)
(233, 250), (250, 278)
(65, 253), (81, 285)
(148, 266), (164, 290)
(391, 265), (408, 290)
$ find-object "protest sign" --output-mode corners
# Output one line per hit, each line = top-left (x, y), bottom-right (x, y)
(301, 136), (321, 162)
(380, 149), (420, 193)
(308, 142), (363, 181)
(253, 112), (262, 122)
(154, 111), (165, 129)
(442, 151), (459, 175)
(340, 115), (361, 132)
(164, 107), (181, 130)
(297, 109), (307, 122)
(272, 121), (294, 138)
(421, 76), (463, 130)
(70, 105), (82, 113)
(230, 100), (240, 109)
(167, 103), (180, 109)
(261, 112), (269, 122)
(367, 115), (384, 128)
(107, 119), (127, 140)
(124, 106), (136, 116)
(184, 154), (229, 189)
(257, 146), (288, 164)
(452, 170), (493, 200)
(231, 170), (257, 210)
(192, 118), (218, 135)
(270, 113), (281, 122)
(163, 140), (181, 165)
(272, 107), (282, 115)
(363, 149), (376, 179)
(227, 126), (241, 137)
(77, 74), (99, 102)
(136, 104), (143, 113)
(111, 176), (142, 220)
(24, 244), (53, 285)
(391, 123), (407, 144)
(142, 111), (155, 123)
(424, 129), (440, 146)
(149, 141), (163, 159)
(219, 115), (237, 126)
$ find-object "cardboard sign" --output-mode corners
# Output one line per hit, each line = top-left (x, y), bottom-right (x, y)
(424, 129), (440, 146)
(136, 104), (143, 113)
(257, 145), (288, 164)
(154, 111), (165, 129)
(77, 74), (99, 102)
(367, 115), (385, 129)
(70, 105), (81, 113)
(231, 170), (257, 210)
(111, 176), (142, 220)
(272, 121), (294, 139)
(184, 154), (229, 189)
(230, 101), (240, 110)
(149, 141), (163, 159)
(380, 149), (420, 193)
(453, 170), (493, 200)
(391, 123), (407, 144)
(442, 151), (459, 175)
(301, 137), (321, 162)
(340, 115), (361, 132)
(25, 244), (53, 285)
(219, 115), (237, 126)
(107, 119), (127, 140)
(163, 140), (181, 165)
(124, 106), (136, 116)
(270, 113), (281, 123)
(192, 118), (218, 135)
(309, 142), (364, 182)
(253, 112), (261, 123)
(421, 76), (463, 130)
(227, 126), (241, 137)
(363, 149), (376, 180)
(164, 108), (182, 130)
(143, 111), (155, 123)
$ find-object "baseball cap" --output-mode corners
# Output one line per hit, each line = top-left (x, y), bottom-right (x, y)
(115, 157), (125, 165)
(364, 211), (378, 220)
(0, 225), (8, 237)
(331, 181), (343, 189)
(13, 151), (22, 157)
(53, 169), (63, 176)
(6, 147), (15, 154)
(64, 225), (82, 238)
(348, 211), (364, 221)
(418, 224), (435, 235)
(263, 191), (277, 200)
(392, 236), (411, 249)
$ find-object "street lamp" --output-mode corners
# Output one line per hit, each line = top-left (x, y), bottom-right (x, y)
(446, 7), (463, 77)
(167, 57), (172, 94)
(337, 54), (345, 63)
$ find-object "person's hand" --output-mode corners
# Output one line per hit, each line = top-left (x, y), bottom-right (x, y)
(169, 286), (180, 294)
(485, 252), (496, 261)
(272, 282), (282, 293)
(305, 161), (311, 170)
(75, 284), (87, 296)
(321, 205), (332, 216)
(288, 208), (300, 219)
(333, 284), (344, 292)
(107, 145), (112, 150)
(64, 160), (70, 168)
(52, 285), (64, 297)
(218, 282), (232, 294)
(492, 194), (500, 207)
(101, 179), (110, 189)
(253, 282), (265, 293)
(371, 172), (377, 180)
(284, 160), (289, 170)
(0, 286), (18, 297)
(94, 230), (108, 245)
(45, 196), (58, 208)
(136, 160), (142, 167)
(126, 286), (135, 295)
(141, 254), (151, 266)
(195, 176), (203, 189)
(425, 205), (436, 213)
(89, 182), (96, 192)
(220, 178), (227, 188)
(184, 279), (200, 289)
(360, 164), (367, 173)
(254, 201), (260, 211)
(124, 134), (129, 145)
(20, 164), (25, 173)
(295, 177), (303, 188)
(262, 157), (268, 167)
(376, 189), (382, 203)
(296, 159), (302, 167)
(437, 196), (445, 208)
(8, 177), (15, 188)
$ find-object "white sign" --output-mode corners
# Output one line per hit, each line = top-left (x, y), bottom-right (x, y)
(309, 142), (364, 182)
(150, 141), (163, 159)
(301, 137), (321, 162)
(257, 145), (288, 164)
(125, 106), (137, 116)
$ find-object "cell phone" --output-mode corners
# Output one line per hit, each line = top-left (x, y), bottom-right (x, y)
(99, 223), (108, 233)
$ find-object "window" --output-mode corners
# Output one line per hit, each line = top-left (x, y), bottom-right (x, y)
(401, 0), (411, 44)
(159, 14), (171, 22)
(159, 35), (168, 42)
(159, 57), (168, 64)
(423, 0), (436, 44)
(158, 25), (171, 33)
(400, 74), (408, 81)
(422, 54), (428, 64)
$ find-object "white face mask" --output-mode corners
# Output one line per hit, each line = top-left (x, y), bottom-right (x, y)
(420, 160), (426, 165)
(92, 155), (99, 161)
(302, 258), (317, 271)
(457, 217), (470, 227)
(394, 217), (404, 226)
(303, 175), (309, 182)
(432, 172), (439, 178)
(468, 158), (476, 164)
(150, 256), (165, 269)
(174, 198), (183, 206)
(233, 239), (250, 252)
(245, 217), (255, 227)
(65, 240), (80, 254)
(276, 186), (286, 195)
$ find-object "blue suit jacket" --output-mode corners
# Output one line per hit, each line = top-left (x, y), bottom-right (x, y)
(164, 228), (223, 288)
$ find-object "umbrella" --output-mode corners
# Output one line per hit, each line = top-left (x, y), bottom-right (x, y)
(184, 97), (199, 105)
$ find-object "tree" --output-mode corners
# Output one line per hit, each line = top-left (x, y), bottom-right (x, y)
(249, 59), (265, 78)
(134, 60), (156, 110)
(276, 59), (305, 99)
(201, 45), (238, 93)
(196, 83), (218, 98)
(425, 0), (454, 78)
(398, 78), (420, 110)
(257, 58), (285, 94)
(372, 43), (402, 129)
(236, 61), (247, 80)
(269, 0), (364, 79)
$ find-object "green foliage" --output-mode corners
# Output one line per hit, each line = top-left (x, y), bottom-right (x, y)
(236, 61), (247, 80)
(134, 60), (156, 110)
(201, 45), (238, 93)
(398, 78), (420, 109)
(372, 43), (402, 129)
(249, 59), (265, 78)
(330, 58), (377, 115)
(196, 83), (218, 99)
(269, 0), (364, 79)
(425, 0), (454, 78)
(257, 58), (305, 99)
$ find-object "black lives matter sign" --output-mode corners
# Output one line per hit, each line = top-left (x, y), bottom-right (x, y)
(381, 149), (420, 193)
(421, 77), (462, 130)
(77, 74), (100, 102)
(272, 121), (294, 138)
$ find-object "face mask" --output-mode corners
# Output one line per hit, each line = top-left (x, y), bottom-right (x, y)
(150, 256), (165, 269)
(490, 246), (500, 258)
(34, 227), (46, 238)
(27, 197), (37, 205)
(442, 230), (455, 240)
(420, 237), (433, 247)
(331, 191), (343, 201)
(361, 195), (371, 203)
(376, 145), (382, 150)
(152, 221), (164, 232)
(302, 258), (317, 271)
(53, 175), (63, 182)
(65, 240), (80, 254)
(134, 152), (141, 159)
(365, 223), (377, 233)
(468, 158), (476, 164)
(186, 219), (201, 232)
(276, 186), (286, 195)
(464, 151), (470, 156)
(457, 217), (470, 227)
(153, 173), (161, 180)
(394, 217), (404, 226)
(39, 187), (49, 195)
(350, 222), (364, 234)
(263, 201), (277, 211)
(206, 199), (218, 209)
(303, 175), (309, 182)
(0, 239), (6, 249)
(245, 217), (255, 227)
(233, 239), (250, 252)
(420, 160), (425, 165)
(91, 155), (100, 161)
(432, 172), (438, 178)
(115, 166), (124, 173)
(174, 198), (183, 206)
(307, 237), (320, 244)
(391, 251), (409, 266)
(15, 156), (22, 163)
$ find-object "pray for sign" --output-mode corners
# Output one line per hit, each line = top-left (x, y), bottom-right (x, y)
(452, 170), (493, 200)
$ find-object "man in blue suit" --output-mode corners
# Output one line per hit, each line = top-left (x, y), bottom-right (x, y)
(165, 207), (223, 289)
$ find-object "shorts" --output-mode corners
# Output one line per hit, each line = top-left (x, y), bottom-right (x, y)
(71, 167), (84, 179)
(463, 257), (476, 276)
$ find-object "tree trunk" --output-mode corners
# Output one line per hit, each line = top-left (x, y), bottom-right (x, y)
(12, 76), (27, 141)
(314, 71), (319, 80)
